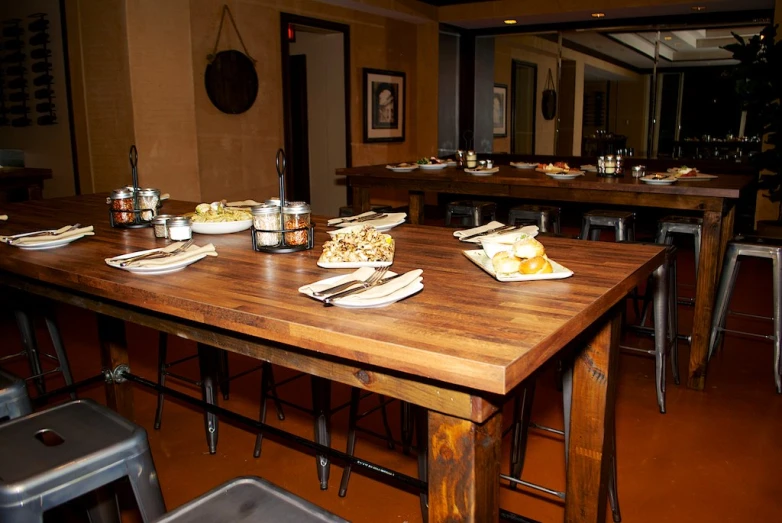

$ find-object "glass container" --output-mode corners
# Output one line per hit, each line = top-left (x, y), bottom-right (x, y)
(251, 204), (282, 247)
(152, 214), (175, 238)
(167, 217), (192, 241)
(137, 188), (160, 221)
(108, 188), (135, 225)
(466, 150), (477, 169)
(282, 202), (311, 246)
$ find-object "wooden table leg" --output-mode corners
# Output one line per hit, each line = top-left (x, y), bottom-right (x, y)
(688, 210), (723, 390)
(427, 409), (501, 522)
(565, 309), (621, 523)
(27, 182), (43, 200)
(96, 314), (134, 419)
(409, 191), (425, 225)
(352, 186), (370, 214)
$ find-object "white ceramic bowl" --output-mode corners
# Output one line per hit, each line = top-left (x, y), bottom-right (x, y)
(191, 219), (253, 235)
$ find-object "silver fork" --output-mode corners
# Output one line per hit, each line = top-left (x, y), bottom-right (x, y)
(119, 239), (194, 267)
(8, 223), (82, 243)
(313, 266), (388, 297)
(330, 212), (379, 225)
(323, 266), (390, 305)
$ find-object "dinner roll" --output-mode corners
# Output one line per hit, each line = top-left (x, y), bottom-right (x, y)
(519, 256), (553, 275)
(492, 251), (521, 275)
(513, 237), (546, 259)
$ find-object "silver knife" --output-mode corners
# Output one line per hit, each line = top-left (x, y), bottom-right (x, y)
(324, 273), (403, 306)
(459, 224), (514, 241)
(355, 213), (387, 223)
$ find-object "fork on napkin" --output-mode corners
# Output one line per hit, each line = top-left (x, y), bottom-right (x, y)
(105, 242), (218, 269)
(0, 225), (94, 246)
(300, 269), (423, 307)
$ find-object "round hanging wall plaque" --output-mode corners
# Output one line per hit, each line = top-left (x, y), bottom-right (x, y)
(204, 50), (258, 114)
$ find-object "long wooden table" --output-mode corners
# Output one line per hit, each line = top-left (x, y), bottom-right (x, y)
(339, 164), (755, 391)
(0, 195), (665, 522)
(0, 167), (52, 201)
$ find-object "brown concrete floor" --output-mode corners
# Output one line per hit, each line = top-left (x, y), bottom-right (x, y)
(3, 241), (782, 522)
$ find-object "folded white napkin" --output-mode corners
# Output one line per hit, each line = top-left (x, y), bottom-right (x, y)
(333, 212), (406, 229)
(226, 199), (262, 208)
(0, 215), (7, 221)
(453, 221), (505, 238)
(0, 225), (94, 245)
(348, 269), (423, 301)
(327, 211), (377, 227)
(300, 269), (424, 306)
(105, 243), (217, 269)
(301, 267), (376, 294)
(473, 225), (539, 244)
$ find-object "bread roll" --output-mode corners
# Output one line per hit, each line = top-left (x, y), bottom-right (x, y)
(519, 256), (553, 275)
(513, 237), (546, 259)
(492, 251), (521, 275)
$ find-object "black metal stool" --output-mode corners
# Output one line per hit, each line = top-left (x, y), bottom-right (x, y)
(0, 399), (165, 522)
(580, 210), (635, 242)
(508, 204), (562, 233)
(153, 476), (346, 522)
(0, 369), (32, 421)
(708, 236), (782, 393)
(445, 200), (497, 227)
(339, 204), (393, 218)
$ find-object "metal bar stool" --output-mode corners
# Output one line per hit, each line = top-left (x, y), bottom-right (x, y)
(445, 200), (497, 227)
(508, 204), (562, 233)
(580, 210), (635, 242)
(153, 476), (347, 522)
(708, 236), (782, 392)
(0, 399), (165, 522)
(0, 369), (32, 421)
(656, 215), (702, 280)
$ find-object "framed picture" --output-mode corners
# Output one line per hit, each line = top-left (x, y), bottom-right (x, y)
(493, 84), (508, 137)
(363, 68), (406, 143)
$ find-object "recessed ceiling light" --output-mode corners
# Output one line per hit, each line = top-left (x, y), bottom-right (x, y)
(664, 36), (673, 40)
(691, 6), (706, 11)
(591, 12), (605, 18)
(504, 19), (517, 25)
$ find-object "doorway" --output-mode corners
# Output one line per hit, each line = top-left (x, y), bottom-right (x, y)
(510, 60), (536, 154)
(280, 14), (350, 215)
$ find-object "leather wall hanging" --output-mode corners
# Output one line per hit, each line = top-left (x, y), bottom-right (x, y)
(204, 5), (258, 115)
(541, 69), (557, 121)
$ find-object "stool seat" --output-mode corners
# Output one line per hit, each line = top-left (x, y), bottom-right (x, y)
(445, 200), (497, 227)
(0, 399), (165, 522)
(0, 369), (32, 421)
(153, 476), (347, 522)
(508, 204), (561, 233)
(581, 210), (635, 242)
(657, 216), (703, 278)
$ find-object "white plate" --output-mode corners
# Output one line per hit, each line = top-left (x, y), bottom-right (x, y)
(535, 167), (567, 174)
(510, 162), (536, 169)
(386, 165), (418, 172)
(191, 219), (252, 235)
(418, 163), (449, 170)
(15, 234), (89, 250)
(545, 172), (584, 180)
(465, 168), (499, 176)
(445, 161), (457, 167)
(462, 250), (573, 282)
(107, 249), (209, 275)
(640, 176), (677, 185)
(317, 260), (393, 269)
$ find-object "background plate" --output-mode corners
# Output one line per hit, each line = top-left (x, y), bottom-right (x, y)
(191, 219), (252, 235)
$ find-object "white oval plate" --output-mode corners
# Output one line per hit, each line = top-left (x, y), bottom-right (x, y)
(640, 176), (677, 185)
(463, 250), (573, 282)
(545, 172), (584, 180)
(510, 162), (536, 169)
(386, 166), (418, 172)
(465, 168), (499, 176)
(418, 163), (449, 170)
(15, 234), (88, 250)
(191, 219), (252, 235)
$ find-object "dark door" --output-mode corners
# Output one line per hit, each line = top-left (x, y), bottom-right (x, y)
(288, 55), (311, 203)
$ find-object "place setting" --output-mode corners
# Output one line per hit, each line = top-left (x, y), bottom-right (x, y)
(105, 240), (218, 275)
(0, 224), (94, 250)
(327, 211), (406, 232)
(453, 221), (539, 243)
(299, 266), (424, 308)
(385, 162), (418, 172)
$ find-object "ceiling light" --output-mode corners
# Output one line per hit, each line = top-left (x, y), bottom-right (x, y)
(664, 36), (672, 40)
(504, 19), (517, 25)
(591, 13), (605, 18)
(691, 6), (706, 11)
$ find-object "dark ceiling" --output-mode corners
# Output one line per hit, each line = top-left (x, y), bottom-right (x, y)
(418, 0), (492, 6)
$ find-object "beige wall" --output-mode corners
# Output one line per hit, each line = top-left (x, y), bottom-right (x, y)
(0, 0), (75, 198)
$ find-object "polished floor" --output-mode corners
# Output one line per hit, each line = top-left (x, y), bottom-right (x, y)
(2, 239), (781, 522)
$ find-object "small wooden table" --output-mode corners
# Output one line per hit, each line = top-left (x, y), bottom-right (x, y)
(0, 195), (665, 522)
(0, 167), (52, 201)
(339, 164), (755, 391)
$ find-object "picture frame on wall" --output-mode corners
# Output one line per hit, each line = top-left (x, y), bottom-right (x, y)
(493, 84), (508, 137)
(363, 68), (406, 143)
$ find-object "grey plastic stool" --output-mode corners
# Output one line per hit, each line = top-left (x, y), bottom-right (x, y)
(508, 204), (562, 233)
(445, 200), (496, 227)
(153, 476), (346, 522)
(656, 215), (702, 279)
(0, 399), (166, 522)
(339, 204), (393, 217)
(580, 210), (635, 242)
(708, 236), (782, 393)
(0, 369), (32, 421)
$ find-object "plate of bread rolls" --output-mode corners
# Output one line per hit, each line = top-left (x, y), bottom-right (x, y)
(462, 237), (573, 282)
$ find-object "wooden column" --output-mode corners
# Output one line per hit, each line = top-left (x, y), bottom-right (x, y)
(428, 409), (501, 522)
(688, 209), (723, 390)
(351, 186), (370, 214)
(97, 314), (134, 419)
(565, 309), (621, 523)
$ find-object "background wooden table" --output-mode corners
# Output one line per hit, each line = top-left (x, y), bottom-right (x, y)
(0, 167), (52, 201)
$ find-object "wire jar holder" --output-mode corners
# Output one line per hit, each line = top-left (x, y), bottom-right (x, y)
(107, 145), (161, 228)
(250, 149), (315, 253)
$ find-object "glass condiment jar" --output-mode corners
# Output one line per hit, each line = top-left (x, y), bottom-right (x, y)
(137, 188), (160, 221)
(265, 197), (282, 207)
(152, 214), (175, 239)
(167, 216), (192, 241)
(466, 150), (478, 169)
(604, 155), (617, 175)
(107, 188), (135, 225)
(282, 202), (311, 246)
(251, 204), (282, 247)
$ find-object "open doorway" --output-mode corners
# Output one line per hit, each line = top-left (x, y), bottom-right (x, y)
(280, 14), (350, 215)
(510, 60), (536, 154)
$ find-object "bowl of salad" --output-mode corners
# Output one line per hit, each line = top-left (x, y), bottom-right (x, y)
(188, 202), (253, 234)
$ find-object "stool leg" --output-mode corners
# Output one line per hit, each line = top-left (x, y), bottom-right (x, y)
(445, 208), (453, 226)
(44, 312), (75, 400)
(554, 215), (561, 234)
(608, 422), (622, 522)
(655, 225), (667, 245)
(197, 343), (219, 454)
(615, 223), (626, 243)
(590, 228), (601, 241)
(580, 220), (590, 240)
(415, 406), (429, 523)
(509, 380), (536, 485)
(401, 401), (414, 455)
(338, 387), (362, 497)
(773, 255), (782, 394)
(266, 365), (285, 421)
(217, 349), (230, 401)
(693, 228), (702, 281)
(378, 395), (395, 449)
(653, 260), (668, 414)
(311, 376), (332, 490)
(154, 332), (167, 430)
(253, 362), (283, 458)
(126, 450), (167, 521)
(670, 255), (681, 385)
(14, 309), (46, 396)
(472, 207), (481, 227)
(84, 485), (121, 523)
(708, 249), (740, 361)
